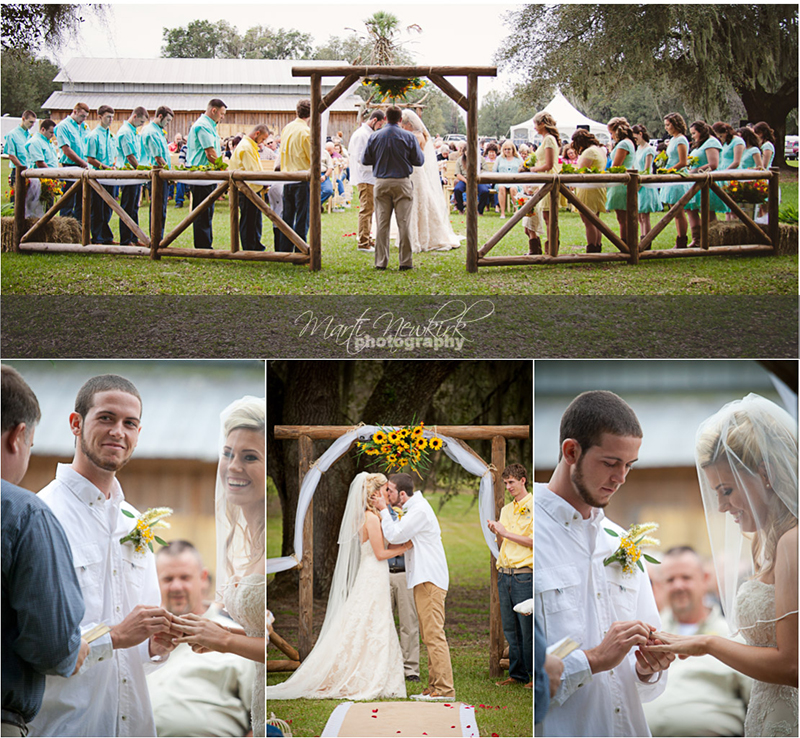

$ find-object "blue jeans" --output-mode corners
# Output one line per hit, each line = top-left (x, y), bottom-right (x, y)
(189, 184), (215, 248)
(119, 183), (142, 245)
(281, 181), (309, 251)
(239, 195), (264, 250)
(453, 181), (491, 214)
(498, 570), (533, 682)
(90, 184), (116, 244)
(175, 181), (186, 206)
(60, 186), (82, 223)
(321, 176), (334, 205)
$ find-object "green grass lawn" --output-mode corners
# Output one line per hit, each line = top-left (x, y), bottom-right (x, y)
(267, 489), (533, 737)
(2, 159), (797, 296)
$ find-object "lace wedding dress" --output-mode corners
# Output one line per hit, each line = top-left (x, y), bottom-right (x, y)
(736, 580), (798, 736)
(225, 574), (266, 736)
(267, 539), (406, 700)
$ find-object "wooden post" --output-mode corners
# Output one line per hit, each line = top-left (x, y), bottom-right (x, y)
(309, 74), (322, 271)
(768, 167), (780, 253)
(700, 176), (710, 250)
(466, 73), (479, 273)
(13, 167), (27, 253)
(489, 435), (506, 677)
(150, 170), (163, 260)
(81, 173), (91, 246)
(626, 169), (639, 264)
(298, 434), (314, 660)
(548, 178), (560, 257)
(229, 179), (240, 253)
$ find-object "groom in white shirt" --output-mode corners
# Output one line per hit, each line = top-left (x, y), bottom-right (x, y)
(535, 390), (675, 737)
(373, 473), (455, 700)
(29, 375), (179, 738)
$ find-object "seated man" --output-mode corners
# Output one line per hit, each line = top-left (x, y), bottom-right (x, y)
(146, 541), (254, 737)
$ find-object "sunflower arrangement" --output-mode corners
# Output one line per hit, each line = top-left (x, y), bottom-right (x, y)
(357, 423), (443, 477)
(39, 178), (64, 203)
(603, 522), (661, 576)
(723, 178), (768, 204)
(362, 76), (425, 101)
(560, 163), (603, 174)
(120, 507), (172, 555)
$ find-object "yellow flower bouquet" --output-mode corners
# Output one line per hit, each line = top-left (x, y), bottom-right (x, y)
(357, 422), (443, 477)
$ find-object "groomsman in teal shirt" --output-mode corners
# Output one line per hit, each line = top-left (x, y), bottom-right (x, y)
(4, 110), (36, 187)
(141, 106), (174, 241)
(86, 105), (116, 244)
(25, 120), (58, 170)
(54, 102), (90, 221)
(116, 106), (148, 245)
(186, 98), (226, 248)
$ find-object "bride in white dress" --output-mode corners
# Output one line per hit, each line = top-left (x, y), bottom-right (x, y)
(175, 397), (266, 736)
(645, 394), (797, 736)
(267, 472), (409, 700)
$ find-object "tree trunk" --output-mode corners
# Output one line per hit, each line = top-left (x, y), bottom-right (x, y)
(739, 79), (798, 169)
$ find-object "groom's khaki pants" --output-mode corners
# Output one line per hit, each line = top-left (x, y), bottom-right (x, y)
(374, 177), (413, 269)
(414, 582), (455, 697)
(356, 183), (374, 249)
(390, 571), (420, 677)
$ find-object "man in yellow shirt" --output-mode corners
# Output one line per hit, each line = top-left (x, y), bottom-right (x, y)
(230, 125), (269, 251)
(488, 463), (533, 689)
(278, 99), (311, 250)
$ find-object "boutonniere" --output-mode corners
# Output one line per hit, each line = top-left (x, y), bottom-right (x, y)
(603, 522), (660, 575)
(120, 507), (172, 555)
(391, 505), (405, 519)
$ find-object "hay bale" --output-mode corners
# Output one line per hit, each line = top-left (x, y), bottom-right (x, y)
(706, 220), (798, 255)
(1, 215), (82, 252)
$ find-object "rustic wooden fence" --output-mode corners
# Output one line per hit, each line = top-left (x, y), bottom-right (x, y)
(475, 167), (780, 269)
(13, 166), (313, 265)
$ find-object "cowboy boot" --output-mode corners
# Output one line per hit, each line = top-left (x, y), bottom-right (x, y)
(527, 236), (542, 255)
(687, 225), (701, 248)
(674, 235), (688, 249)
(587, 242), (602, 253)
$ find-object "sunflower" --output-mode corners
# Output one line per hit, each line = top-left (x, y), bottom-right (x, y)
(388, 430), (400, 444)
(429, 437), (443, 451)
(411, 426), (424, 439)
(373, 431), (387, 444)
(381, 444), (392, 454)
(414, 438), (427, 450)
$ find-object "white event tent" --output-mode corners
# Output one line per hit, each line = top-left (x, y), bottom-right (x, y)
(510, 91), (610, 145)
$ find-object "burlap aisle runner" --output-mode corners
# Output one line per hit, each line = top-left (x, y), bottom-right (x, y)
(321, 701), (478, 737)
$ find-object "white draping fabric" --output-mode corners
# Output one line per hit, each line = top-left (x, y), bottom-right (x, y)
(266, 426), (500, 575)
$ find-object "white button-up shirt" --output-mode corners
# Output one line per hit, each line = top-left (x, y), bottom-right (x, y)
(534, 482), (665, 737)
(380, 492), (449, 591)
(348, 122), (376, 186)
(29, 464), (164, 737)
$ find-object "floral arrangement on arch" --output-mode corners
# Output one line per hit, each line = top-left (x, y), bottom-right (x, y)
(723, 178), (768, 204)
(356, 422), (443, 477)
(362, 76), (425, 101)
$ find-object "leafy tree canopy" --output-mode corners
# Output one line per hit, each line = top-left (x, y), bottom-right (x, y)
(1, 3), (105, 55)
(1, 51), (59, 116)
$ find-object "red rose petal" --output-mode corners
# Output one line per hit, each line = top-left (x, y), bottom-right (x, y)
(467, 726), (471, 729)
(372, 709), (378, 713)
(371, 715), (377, 719)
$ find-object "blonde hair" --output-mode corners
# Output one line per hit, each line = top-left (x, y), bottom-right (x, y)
(697, 408), (797, 580)
(222, 399), (266, 576)
(533, 111), (561, 146)
(364, 473), (388, 516)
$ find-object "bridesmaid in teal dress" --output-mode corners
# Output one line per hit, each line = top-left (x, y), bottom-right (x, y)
(712, 122), (745, 219)
(605, 117), (637, 245)
(632, 124), (661, 242)
(738, 127), (763, 169)
(686, 120), (724, 246)
(661, 113), (691, 248)
(753, 122), (776, 222)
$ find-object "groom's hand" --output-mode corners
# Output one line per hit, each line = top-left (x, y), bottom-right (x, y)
(585, 620), (653, 674)
(634, 637), (676, 679)
(110, 605), (179, 650)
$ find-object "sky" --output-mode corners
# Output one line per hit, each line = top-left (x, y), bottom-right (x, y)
(51, 1), (522, 102)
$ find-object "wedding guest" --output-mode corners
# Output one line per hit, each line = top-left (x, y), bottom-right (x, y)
(1, 366), (89, 738)
(571, 129), (607, 253)
(141, 106), (175, 241)
(686, 120), (724, 246)
(187, 98), (227, 248)
(535, 390), (674, 737)
(175, 136), (188, 207)
(26, 120), (58, 171)
(147, 541), (254, 737)
(4, 109), (36, 187)
(29, 374), (180, 737)
(116, 106), (149, 246)
(348, 109), (385, 252)
(320, 141), (336, 210)
(496, 141), (523, 219)
(260, 136), (279, 161)
(86, 105), (117, 245)
(279, 99), (312, 250)
(643, 547), (751, 737)
(606, 117), (637, 245)
(535, 618), (564, 722)
(482, 142), (500, 212)
(632, 124), (661, 241)
(230, 124), (270, 251)
(267, 163), (287, 252)
(661, 113), (691, 248)
(453, 146), (491, 215)
(488, 464), (533, 689)
(168, 133), (183, 153)
(54, 102), (91, 221)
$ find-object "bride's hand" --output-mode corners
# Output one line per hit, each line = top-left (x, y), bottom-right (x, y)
(641, 630), (709, 658)
(172, 613), (232, 654)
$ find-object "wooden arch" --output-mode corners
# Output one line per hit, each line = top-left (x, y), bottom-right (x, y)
(271, 423), (529, 678)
